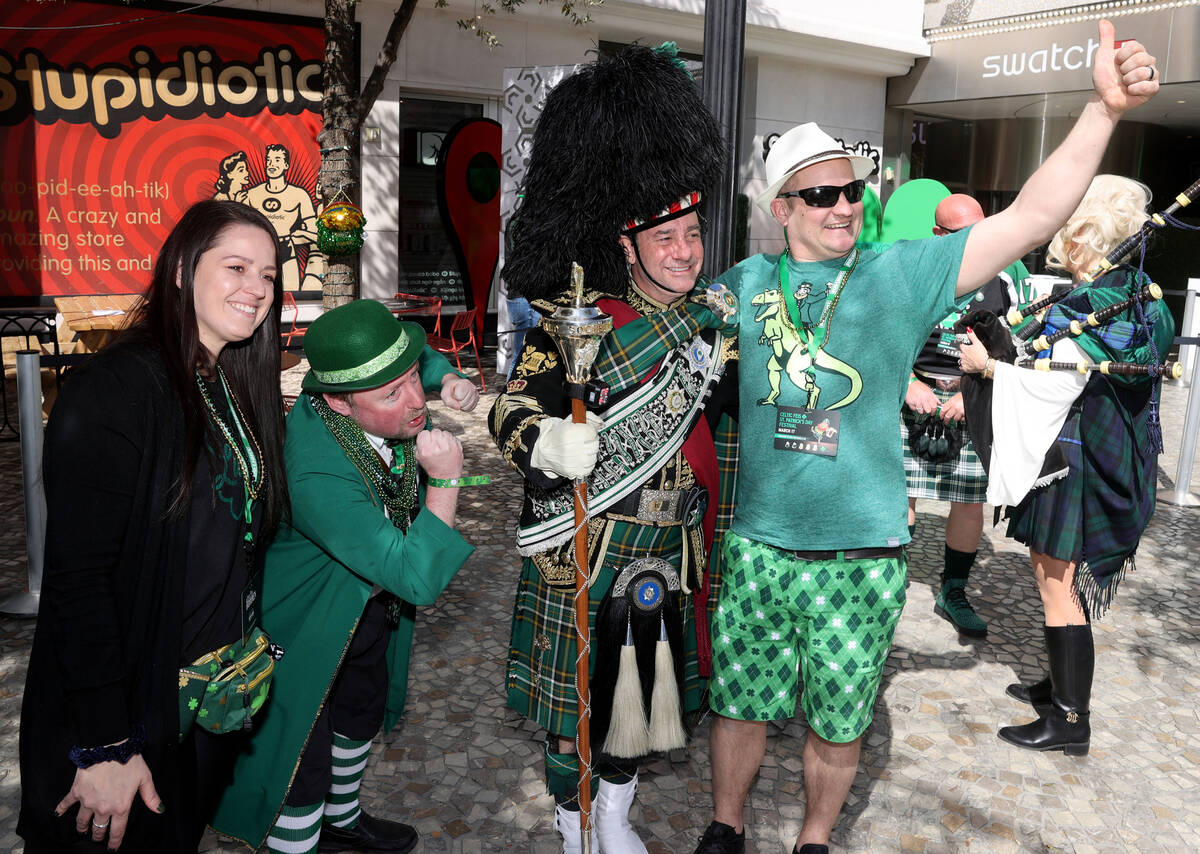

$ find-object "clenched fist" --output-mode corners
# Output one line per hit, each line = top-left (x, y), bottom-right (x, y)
(414, 428), (464, 481)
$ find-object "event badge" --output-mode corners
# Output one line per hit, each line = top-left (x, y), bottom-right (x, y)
(774, 406), (841, 457)
(241, 568), (263, 643)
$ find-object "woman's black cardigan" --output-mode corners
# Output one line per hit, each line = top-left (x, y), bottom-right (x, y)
(18, 342), (193, 851)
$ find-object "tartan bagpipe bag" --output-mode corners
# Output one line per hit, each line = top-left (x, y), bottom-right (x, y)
(177, 627), (281, 740)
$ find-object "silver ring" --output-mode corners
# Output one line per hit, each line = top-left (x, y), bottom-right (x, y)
(92, 820), (108, 829)
(1148, 66), (1156, 81)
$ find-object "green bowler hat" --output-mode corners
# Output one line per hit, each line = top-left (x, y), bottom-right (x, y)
(302, 299), (426, 393)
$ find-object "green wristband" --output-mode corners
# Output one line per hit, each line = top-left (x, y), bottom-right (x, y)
(427, 475), (491, 488)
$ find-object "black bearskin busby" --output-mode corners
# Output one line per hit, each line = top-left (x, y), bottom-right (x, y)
(503, 44), (725, 302)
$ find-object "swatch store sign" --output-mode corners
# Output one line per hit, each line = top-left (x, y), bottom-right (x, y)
(915, 11), (1183, 102)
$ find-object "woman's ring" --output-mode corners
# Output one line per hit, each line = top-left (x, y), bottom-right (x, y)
(93, 820), (108, 829)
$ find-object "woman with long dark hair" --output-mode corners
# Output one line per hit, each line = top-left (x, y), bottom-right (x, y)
(18, 200), (290, 851)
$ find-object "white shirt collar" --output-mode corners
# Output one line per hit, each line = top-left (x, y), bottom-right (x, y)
(364, 431), (392, 466)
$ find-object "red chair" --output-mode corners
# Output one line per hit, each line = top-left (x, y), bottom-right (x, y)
(427, 308), (485, 391)
(392, 292), (442, 336)
(280, 291), (305, 347)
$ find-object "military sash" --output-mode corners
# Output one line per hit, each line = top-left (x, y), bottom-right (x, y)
(516, 331), (727, 555)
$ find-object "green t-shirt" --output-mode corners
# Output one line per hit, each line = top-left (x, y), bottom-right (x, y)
(720, 231), (968, 550)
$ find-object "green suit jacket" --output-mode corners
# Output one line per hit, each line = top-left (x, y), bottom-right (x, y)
(212, 350), (475, 849)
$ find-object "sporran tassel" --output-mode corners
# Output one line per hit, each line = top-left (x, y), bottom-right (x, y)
(603, 619), (650, 758)
(648, 617), (686, 751)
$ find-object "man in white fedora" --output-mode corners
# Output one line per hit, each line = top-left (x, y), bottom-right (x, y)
(693, 20), (1159, 854)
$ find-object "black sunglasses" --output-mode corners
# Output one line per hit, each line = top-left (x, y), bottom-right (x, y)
(777, 179), (866, 208)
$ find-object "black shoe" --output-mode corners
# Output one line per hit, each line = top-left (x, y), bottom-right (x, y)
(695, 821), (745, 854)
(796, 846), (829, 854)
(1005, 674), (1052, 709)
(997, 625), (1092, 757)
(317, 811), (418, 853)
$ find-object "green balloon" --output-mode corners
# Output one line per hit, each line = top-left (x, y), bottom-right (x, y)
(881, 178), (951, 243)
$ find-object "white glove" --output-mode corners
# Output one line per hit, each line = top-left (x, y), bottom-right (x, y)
(530, 413), (603, 479)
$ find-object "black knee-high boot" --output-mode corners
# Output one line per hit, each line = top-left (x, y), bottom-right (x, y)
(1005, 674), (1052, 708)
(997, 624), (1092, 756)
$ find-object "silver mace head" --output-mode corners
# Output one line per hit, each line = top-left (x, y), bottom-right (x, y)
(540, 262), (613, 384)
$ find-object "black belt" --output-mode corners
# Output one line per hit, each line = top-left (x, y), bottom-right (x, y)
(784, 546), (904, 562)
(607, 485), (708, 528)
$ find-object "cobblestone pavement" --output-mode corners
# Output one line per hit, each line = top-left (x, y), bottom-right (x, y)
(2, 354), (1199, 853)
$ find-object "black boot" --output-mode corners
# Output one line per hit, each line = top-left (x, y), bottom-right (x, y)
(998, 624), (1092, 756)
(1005, 674), (1052, 708)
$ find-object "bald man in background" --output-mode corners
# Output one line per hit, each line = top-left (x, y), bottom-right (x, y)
(902, 193), (1033, 639)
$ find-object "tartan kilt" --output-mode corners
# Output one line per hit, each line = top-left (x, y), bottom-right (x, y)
(506, 519), (701, 740)
(1006, 383), (1154, 582)
(1005, 411), (1085, 564)
(902, 385), (988, 504)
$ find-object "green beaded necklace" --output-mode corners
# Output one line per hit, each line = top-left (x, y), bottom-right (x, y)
(310, 395), (418, 529)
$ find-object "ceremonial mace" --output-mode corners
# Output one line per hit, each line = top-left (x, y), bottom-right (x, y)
(540, 262), (613, 853)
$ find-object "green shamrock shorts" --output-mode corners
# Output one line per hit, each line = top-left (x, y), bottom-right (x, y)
(708, 531), (906, 742)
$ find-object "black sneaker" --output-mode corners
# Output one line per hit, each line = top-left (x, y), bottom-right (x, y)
(694, 820), (745, 854)
(317, 810), (418, 853)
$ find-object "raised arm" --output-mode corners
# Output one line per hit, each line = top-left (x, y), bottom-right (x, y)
(958, 19), (1158, 296)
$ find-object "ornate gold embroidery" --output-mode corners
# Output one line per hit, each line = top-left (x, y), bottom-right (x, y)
(516, 347), (558, 377)
(530, 518), (606, 587)
(501, 414), (542, 467)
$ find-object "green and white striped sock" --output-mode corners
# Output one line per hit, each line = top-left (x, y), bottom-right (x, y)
(323, 732), (371, 829)
(266, 802), (322, 854)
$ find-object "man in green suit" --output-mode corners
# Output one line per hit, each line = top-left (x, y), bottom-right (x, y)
(213, 299), (479, 854)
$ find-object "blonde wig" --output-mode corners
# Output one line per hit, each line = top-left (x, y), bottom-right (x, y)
(1045, 174), (1151, 277)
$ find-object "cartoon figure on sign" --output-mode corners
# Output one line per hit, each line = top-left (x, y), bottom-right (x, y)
(245, 144), (319, 291)
(213, 151), (250, 203)
(811, 417), (838, 440)
(751, 284), (864, 410)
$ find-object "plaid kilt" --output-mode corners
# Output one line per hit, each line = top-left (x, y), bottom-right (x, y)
(1007, 376), (1157, 616)
(506, 519), (702, 740)
(901, 386), (987, 503)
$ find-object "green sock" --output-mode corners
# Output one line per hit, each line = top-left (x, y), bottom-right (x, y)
(942, 545), (977, 586)
(266, 802), (322, 854)
(324, 732), (371, 829)
(545, 744), (580, 803)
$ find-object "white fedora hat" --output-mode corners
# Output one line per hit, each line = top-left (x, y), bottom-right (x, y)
(756, 123), (875, 214)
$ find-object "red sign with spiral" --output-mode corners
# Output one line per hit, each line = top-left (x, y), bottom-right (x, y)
(0, 0), (325, 299)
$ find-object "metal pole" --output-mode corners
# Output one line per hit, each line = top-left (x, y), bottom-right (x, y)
(0, 350), (46, 616)
(700, 0), (746, 279)
(1179, 279), (1200, 384)
(1163, 347), (1200, 506)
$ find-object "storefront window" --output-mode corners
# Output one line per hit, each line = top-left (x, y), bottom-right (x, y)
(397, 98), (484, 305)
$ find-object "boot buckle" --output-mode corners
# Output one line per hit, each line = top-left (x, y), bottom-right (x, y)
(1066, 711), (1079, 724)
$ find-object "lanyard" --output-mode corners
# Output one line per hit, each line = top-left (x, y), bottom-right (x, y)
(777, 248), (858, 363)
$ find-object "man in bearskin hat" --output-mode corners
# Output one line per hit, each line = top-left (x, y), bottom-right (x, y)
(489, 44), (739, 852)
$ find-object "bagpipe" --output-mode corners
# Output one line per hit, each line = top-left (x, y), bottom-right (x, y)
(1000, 175), (1200, 345)
(956, 177), (1200, 475)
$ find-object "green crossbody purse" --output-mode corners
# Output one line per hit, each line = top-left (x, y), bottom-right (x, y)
(178, 627), (280, 740)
